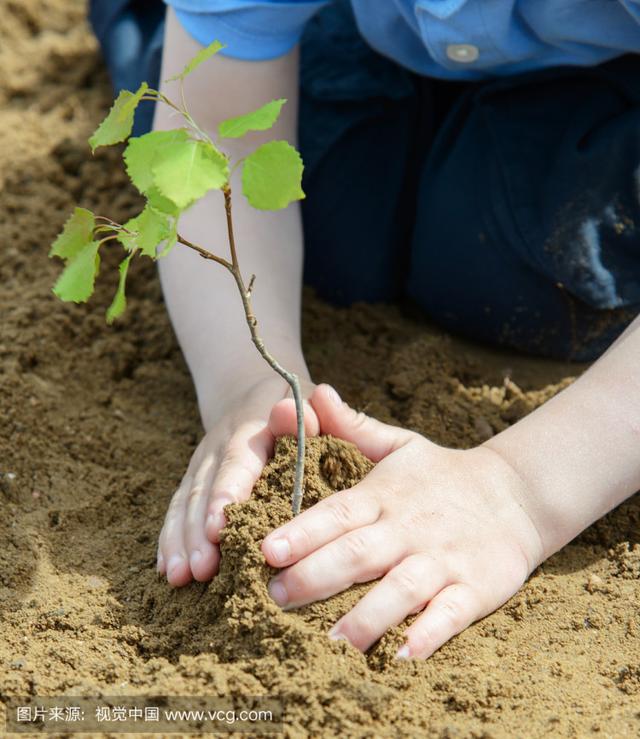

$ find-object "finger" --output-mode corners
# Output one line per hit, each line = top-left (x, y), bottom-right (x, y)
(397, 583), (479, 660)
(205, 422), (274, 544)
(262, 478), (382, 568)
(158, 479), (193, 587)
(268, 397), (320, 438)
(310, 384), (412, 462)
(183, 452), (221, 581)
(267, 522), (404, 609)
(328, 554), (449, 652)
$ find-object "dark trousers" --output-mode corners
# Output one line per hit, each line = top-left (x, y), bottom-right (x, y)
(90, 0), (640, 360)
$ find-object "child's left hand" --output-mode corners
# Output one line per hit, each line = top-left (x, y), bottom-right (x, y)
(262, 384), (546, 659)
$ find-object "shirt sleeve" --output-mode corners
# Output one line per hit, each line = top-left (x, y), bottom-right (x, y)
(164, 1), (329, 60)
(620, 0), (640, 22)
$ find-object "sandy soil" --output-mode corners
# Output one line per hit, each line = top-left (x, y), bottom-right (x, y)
(1, 1), (639, 737)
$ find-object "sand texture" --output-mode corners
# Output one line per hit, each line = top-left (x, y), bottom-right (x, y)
(1, 2), (639, 737)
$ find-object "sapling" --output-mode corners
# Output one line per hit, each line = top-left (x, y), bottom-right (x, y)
(49, 42), (308, 515)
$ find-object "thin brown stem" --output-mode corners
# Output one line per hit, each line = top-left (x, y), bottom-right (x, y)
(152, 92), (183, 116)
(174, 190), (306, 515)
(94, 225), (119, 235)
(222, 186), (306, 515)
(179, 80), (188, 121)
(96, 234), (121, 248)
(95, 215), (125, 228)
(176, 234), (232, 271)
(223, 186), (240, 270)
(247, 274), (256, 297)
(144, 91), (211, 143)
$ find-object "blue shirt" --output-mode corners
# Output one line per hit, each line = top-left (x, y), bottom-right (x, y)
(165, 1), (640, 79)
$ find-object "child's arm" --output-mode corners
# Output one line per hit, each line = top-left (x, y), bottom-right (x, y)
(155, 9), (313, 586)
(156, 8), (308, 424)
(262, 316), (640, 658)
(484, 313), (640, 558)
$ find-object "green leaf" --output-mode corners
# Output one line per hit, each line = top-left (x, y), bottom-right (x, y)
(158, 221), (178, 258)
(219, 99), (286, 139)
(152, 139), (229, 209)
(241, 141), (305, 211)
(167, 41), (224, 82)
(106, 254), (133, 324)
(118, 205), (172, 258)
(89, 82), (149, 151)
(50, 208), (95, 260)
(124, 129), (190, 195)
(146, 186), (181, 216)
(52, 241), (101, 303)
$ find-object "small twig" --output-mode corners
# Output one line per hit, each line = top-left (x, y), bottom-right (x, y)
(176, 234), (232, 271)
(96, 234), (121, 248)
(159, 87), (212, 144)
(246, 274), (256, 298)
(223, 186), (240, 270)
(222, 186), (306, 515)
(93, 219), (135, 239)
(95, 215), (124, 227)
(93, 225), (119, 235)
(179, 80), (188, 121)
(142, 90), (305, 514)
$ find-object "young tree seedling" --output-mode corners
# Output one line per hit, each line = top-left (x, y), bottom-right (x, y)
(49, 42), (308, 515)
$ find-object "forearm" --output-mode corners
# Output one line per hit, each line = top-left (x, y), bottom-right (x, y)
(485, 314), (640, 560)
(154, 9), (309, 428)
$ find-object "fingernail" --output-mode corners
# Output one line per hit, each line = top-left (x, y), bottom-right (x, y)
(189, 550), (202, 569)
(268, 579), (288, 607)
(328, 387), (341, 406)
(395, 644), (411, 660)
(328, 624), (346, 641)
(156, 552), (164, 573)
(167, 554), (184, 576)
(268, 537), (290, 565)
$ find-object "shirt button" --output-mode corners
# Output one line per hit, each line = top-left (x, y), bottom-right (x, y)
(446, 44), (480, 63)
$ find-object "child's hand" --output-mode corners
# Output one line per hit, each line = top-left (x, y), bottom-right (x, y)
(262, 385), (546, 659)
(157, 375), (318, 586)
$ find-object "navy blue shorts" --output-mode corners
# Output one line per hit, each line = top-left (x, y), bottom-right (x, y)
(89, 0), (640, 360)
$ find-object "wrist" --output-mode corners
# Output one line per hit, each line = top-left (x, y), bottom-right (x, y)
(482, 359), (640, 564)
(481, 429), (581, 564)
(470, 437), (551, 574)
(196, 358), (312, 431)
(475, 441), (549, 570)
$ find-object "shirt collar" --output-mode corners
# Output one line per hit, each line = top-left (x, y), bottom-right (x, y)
(416, 0), (469, 20)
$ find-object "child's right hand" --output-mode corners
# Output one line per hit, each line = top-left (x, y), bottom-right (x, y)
(156, 374), (318, 586)
(153, 9), (309, 587)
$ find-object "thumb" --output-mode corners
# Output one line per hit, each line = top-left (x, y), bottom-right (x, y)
(310, 384), (412, 462)
(268, 395), (320, 439)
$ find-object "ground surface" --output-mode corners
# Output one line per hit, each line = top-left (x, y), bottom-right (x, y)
(1, 1), (640, 737)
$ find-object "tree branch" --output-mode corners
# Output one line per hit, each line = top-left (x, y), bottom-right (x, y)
(176, 234), (232, 271)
